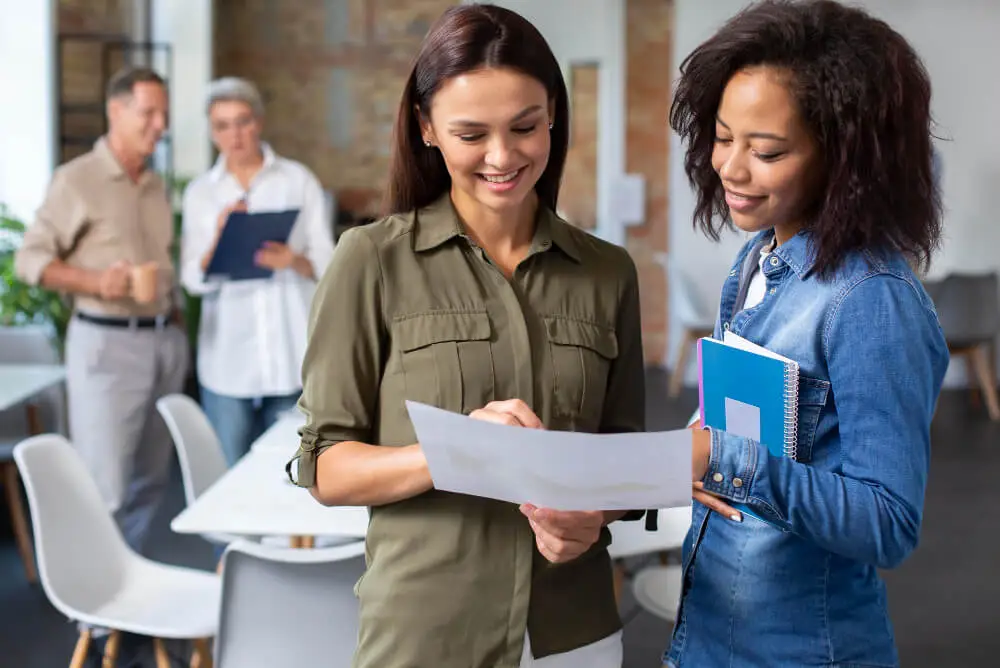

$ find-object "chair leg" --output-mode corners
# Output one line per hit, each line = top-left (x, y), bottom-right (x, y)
(190, 638), (213, 668)
(668, 330), (695, 398)
(154, 639), (172, 668)
(969, 345), (1000, 421)
(613, 559), (626, 607)
(102, 630), (121, 668)
(69, 629), (92, 668)
(1, 461), (37, 583)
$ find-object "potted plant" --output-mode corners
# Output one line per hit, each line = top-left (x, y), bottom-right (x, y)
(0, 206), (71, 350)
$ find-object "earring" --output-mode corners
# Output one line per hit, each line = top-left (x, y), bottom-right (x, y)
(548, 123), (554, 130)
(424, 140), (432, 147)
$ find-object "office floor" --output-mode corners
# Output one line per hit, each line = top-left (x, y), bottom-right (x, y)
(0, 369), (997, 666)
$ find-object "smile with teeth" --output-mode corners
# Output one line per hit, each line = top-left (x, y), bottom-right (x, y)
(480, 169), (522, 183)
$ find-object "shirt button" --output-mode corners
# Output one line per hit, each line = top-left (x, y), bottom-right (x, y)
(769, 287), (776, 295)
(712, 472), (724, 483)
(770, 256), (780, 267)
(732, 477), (744, 488)
(723, 322), (730, 331)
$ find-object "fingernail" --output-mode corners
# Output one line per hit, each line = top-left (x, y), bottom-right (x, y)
(730, 513), (743, 522)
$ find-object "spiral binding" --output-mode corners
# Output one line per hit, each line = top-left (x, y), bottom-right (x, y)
(783, 363), (800, 460)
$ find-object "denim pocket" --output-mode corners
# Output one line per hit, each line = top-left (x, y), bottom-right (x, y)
(794, 375), (830, 462)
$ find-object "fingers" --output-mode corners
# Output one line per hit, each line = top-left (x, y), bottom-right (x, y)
(530, 522), (589, 564)
(692, 483), (742, 522)
(467, 408), (523, 427)
(482, 398), (544, 429)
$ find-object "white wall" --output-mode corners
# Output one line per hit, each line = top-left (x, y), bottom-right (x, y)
(467, 0), (629, 246)
(0, 0), (57, 223)
(669, 0), (1000, 387)
(151, 0), (213, 185)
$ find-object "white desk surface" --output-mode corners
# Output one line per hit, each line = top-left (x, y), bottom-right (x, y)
(171, 433), (369, 539)
(252, 412), (306, 455)
(0, 364), (66, 412)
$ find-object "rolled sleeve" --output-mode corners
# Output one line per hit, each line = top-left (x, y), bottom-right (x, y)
(288, 227), (385, 487)
(14, 170), (85, 286)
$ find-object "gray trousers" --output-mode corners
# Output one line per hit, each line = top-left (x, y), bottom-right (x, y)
(65, 316), (188, 555)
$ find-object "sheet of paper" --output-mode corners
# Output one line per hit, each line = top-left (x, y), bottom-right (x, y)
(406, 401), (693, 511)
(725, 397), (761, 441)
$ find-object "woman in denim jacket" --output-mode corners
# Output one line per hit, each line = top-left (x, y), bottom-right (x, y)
(665, 1), (949, 666)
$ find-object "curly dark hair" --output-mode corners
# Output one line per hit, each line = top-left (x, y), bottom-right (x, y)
(670, 0), (942, 276)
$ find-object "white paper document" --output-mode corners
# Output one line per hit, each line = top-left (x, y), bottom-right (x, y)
(406, 401), (693, 511)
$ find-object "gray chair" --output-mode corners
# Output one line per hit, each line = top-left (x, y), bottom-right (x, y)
(924, 273), (1000, 420)
(215, 540), (365, 668)
(0, 325), (65, 582)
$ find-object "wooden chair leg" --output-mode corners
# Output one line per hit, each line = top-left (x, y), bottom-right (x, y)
(612, 559), (626, 607)
(190, 638), (213, 668)
(69, 629), (93, 668)
(102, 630), (121, 668)
(2, 461), (37, 583)
(300, 535), (315, 548)
(154, 638), (172, 668)
(668, 330), (694, 398)
(969, 345), (1000, 421)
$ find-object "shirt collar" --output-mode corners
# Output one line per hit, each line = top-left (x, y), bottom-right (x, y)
(412, 194), (582, 263)
(209, 141), (277, 183)
(93, 136), (160, 187)
(769, 228), (817, 279)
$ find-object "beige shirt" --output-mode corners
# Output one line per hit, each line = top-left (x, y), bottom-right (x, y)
(289, 195), (647, 667)
(15, 137), (177, 317)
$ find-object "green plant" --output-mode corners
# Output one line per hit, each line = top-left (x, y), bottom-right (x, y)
(168, 175), (202, 349)
(0, 206), (72, 346)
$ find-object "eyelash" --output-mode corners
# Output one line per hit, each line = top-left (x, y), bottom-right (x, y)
(713, 137), (784, 162)
(458, 125), (537, 143)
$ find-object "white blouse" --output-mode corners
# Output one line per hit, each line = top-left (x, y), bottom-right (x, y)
(180, 144), (335, 398)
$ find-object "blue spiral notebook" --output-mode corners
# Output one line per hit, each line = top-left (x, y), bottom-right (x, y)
(205, 209), (299, 281)
(697, 332), (800, 520)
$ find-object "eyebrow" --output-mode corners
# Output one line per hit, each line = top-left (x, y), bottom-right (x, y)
(448, 105), (545, 129)
(716, 115), (788, 142)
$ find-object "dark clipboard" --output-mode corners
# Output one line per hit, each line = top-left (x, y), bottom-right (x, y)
(204, 209), (300, 281)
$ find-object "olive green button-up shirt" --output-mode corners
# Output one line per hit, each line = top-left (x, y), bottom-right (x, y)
(290, 194), (646, 667)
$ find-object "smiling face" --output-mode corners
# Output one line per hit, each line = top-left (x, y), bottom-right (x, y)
(711, 66), (822, 243)
(107, 81), (168, 160)
(419, 67), (553, 216)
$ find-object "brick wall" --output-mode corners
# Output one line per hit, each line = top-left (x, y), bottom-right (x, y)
(560, 64), (599, 231)
(215, 0), (455, 215)
(625, 0), (672, 366)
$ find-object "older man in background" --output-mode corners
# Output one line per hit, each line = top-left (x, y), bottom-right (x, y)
(15, 66), (188, 555)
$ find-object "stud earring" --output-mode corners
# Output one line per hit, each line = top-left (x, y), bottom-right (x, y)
(424, 140), (432, 147)
(549, 123), (554, 130)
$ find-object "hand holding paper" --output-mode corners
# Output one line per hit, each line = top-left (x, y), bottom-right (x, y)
(406, 400), (693, 511)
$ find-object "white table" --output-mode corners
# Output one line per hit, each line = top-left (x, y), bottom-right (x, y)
(0, 364), (66, 412)
(171, 436), (369, 540)
(252, 412), (306, 454)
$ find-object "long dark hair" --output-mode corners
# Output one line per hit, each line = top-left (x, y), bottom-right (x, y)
(383, 4), (569, 216)
(670, 0), (942, 276)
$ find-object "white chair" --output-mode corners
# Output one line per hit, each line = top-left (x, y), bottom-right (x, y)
(13, 434), (220, 667)
(653, 253), (716, 397)
(0, 324), (66, 583)
(157, 393), (360, 551)
(215, 539), (366, 668)
(609, 506), (690, 620)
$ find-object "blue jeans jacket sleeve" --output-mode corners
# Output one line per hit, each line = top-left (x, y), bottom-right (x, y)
(701, 274), (948, 569)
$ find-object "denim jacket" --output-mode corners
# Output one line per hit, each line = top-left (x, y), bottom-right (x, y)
(665, 230), (949, 667)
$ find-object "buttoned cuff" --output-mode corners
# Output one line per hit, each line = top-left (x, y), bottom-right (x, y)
(700, 428), (758, 502)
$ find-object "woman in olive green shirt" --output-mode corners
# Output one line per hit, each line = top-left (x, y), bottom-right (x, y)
(289, 5), (646, 667)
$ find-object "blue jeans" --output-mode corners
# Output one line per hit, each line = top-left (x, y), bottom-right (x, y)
(199, 385), (300, 466)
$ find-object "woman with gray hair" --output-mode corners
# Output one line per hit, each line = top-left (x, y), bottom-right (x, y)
(180, 76), (335, 467)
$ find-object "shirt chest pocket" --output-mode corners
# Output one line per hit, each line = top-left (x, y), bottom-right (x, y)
(544, 317), (618, 428)
(393, 311), (495, 415)
(794, 376), (830, 463)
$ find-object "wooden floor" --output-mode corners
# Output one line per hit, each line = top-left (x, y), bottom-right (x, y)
(0, 368), (997, 666)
